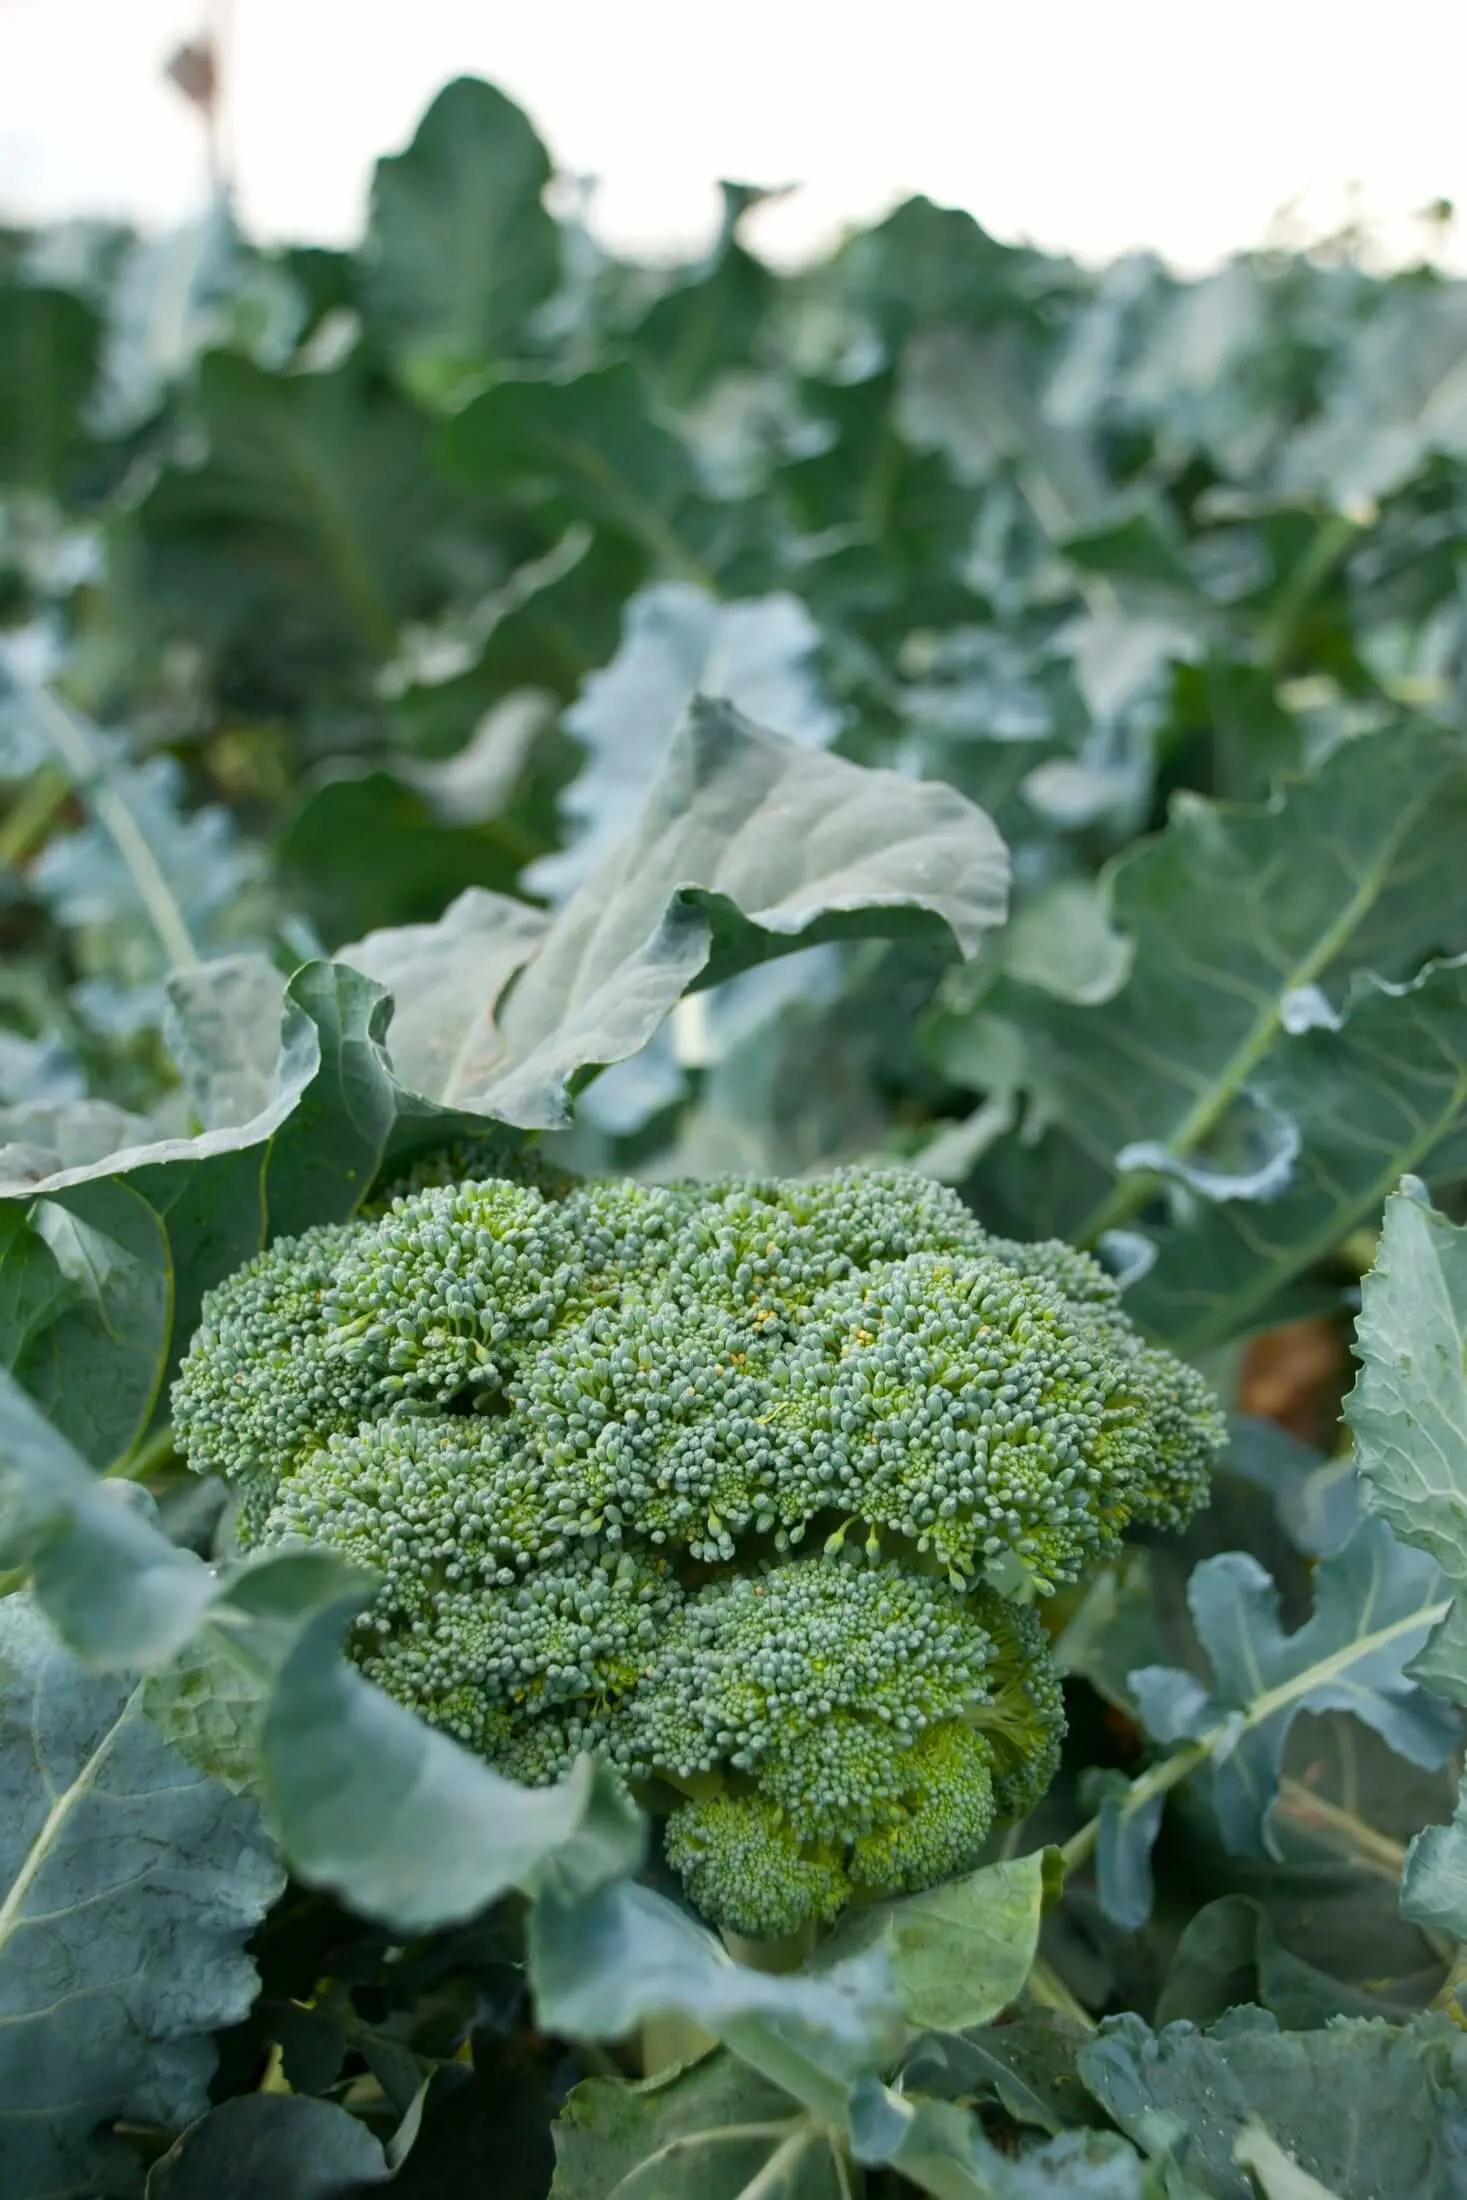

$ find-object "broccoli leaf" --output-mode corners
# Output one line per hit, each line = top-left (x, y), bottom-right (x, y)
(1078, 2010), (1467, 2200)
(0, 962), (399, 1462)
(1087, 1518), (1455, 1927)
(335, 886), (550, 1110)
(819, 1848), (1059, 2033)
(363, 76), (560, 401)
(967, 719), (1467, 1297)
(0, 1597), (282, 2200)
(0, 279), (100, 495)
(260, 1593), (645, 1932)
(1347, 1182), (1467, 1682)
(1131, 1518), (1454, 1855)
(529, 582), (842, 903)
(845, 2083), (1166, 2199)
(529, 1877), (898, 2078)
(161, 954), (291, 1132)
(1129, 958), (1467, 1351)
(136, 347), (491, 683)
(485, 695), (1009, 1125)
(1346, 1180), (1467, 1940)
(145, 2094), (390, 2198)
(443, 360), (703, 576)
(551, 2057), (842, 2200)
(0, 1369), (218, 1667)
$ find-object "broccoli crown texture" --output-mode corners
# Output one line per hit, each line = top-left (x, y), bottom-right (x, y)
(173, 1163), (1222, 1936)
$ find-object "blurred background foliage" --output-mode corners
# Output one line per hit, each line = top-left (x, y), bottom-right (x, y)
(6, 73), (1467, 1356)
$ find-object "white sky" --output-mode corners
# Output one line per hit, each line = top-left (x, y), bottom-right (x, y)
(2, 0), (1466, 271)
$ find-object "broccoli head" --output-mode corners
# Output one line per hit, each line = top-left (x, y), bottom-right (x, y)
(174, 1163), (1223, 1938)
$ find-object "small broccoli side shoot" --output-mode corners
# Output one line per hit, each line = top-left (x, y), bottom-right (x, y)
(174, 1164), (1224, 1939)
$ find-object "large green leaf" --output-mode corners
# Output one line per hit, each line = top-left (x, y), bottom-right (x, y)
(260, 1594), (644, 1932)
(1079, 2010), (1467, 2200)
(146, 2094), (390, 2198)
(363, 76), (560, 400)
(529, 1877), (898, 2072)
(161, 955), (288, 1133)
(1087, 1518), (1454, 1928)
(1001, 719), (1467, 1249)
(4, 686), (268, 1024)
(442, 360), (707, 578)
(0, 962), (399, 1463)
(819, 1849), (1058, 2033)
(0, 1598), (282, 2200)
(1346, 1182), (1467, 1940)
(136, 348), (495, 678)
(336, 887), (549, 1110)
(1127, 960), (1467, 1350)
(0, 1370), (218, 1666)
(552, 2057), (842, 2200)
(530, 581), (840, 902)
(0, 282), (99, 494)
(1131, 1519), (1454, 1854)
(486, 696), (1008, 1125)
(1347, 1183), (1467, 1653)
(1282, 283), (1467, 507)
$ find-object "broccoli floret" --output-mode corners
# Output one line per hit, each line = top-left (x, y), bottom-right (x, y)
(664, 1794), (851, 1941)
(171, 1220), (375, 1535)
(365, 1134), (576, 1214)
(174, 1159), (1221, 1939)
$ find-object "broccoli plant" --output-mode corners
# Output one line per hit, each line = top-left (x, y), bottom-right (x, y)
(174, 1162), (1222, 1940)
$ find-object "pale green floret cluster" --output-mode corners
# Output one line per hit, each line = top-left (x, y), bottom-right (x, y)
(173, 1163), (1223, 1937)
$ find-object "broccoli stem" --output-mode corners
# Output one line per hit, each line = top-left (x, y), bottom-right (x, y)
(639, 2012), (718, 2076)
(638, 1923), (821, 2077)
(722, 1922), (821, 1973)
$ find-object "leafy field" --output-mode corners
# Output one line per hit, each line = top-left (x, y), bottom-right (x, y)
(4, 72), (1467, 2200)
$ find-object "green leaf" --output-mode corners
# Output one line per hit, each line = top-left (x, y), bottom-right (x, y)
(137, 347), (492, 676)
(15, 686), (263, 991)
(820, 1849), (1059, 2032)
(1347, 1184), (1467, 1666)
(0, 281), (100, 494)
(530, 582), (841, 903)
(1283, 284), (1467, 507)
(846, 2081), (1165, 2199)
(0, 1369), (217, 1666)
(551, 2058), (837, 2200)
(975, 719), (1467, 1293)
(162, 955), (288, 1132)
(1078, 2010), (1467, 2200)
(529, 1878), (898, 2080)
(260, 1594), (645, 1932)
(1000, 878), (1133, 1007)
(146, 2094), (390, 2198)
(1130, 1519), (1455, 1858)
(0, 1597), (282, 2200)
(336, 886), (549, 1110)
(0, 962), (399, 1462)
(1155, 1895), (1418, 2032)
(363, 76), (560, 401)
(487, 696), (1008, 1126)
(898, 2015), (1101, 2140)
(443, 360), (706, 579)
(1125, 958), (1467, 1351)
(1346, 1182), (1467, 1937)
(278, 765), (545, 946)
(1231, 2124), (1343, 2200)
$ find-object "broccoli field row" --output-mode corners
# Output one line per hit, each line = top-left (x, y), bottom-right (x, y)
(3, 71), (1467, 2200)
